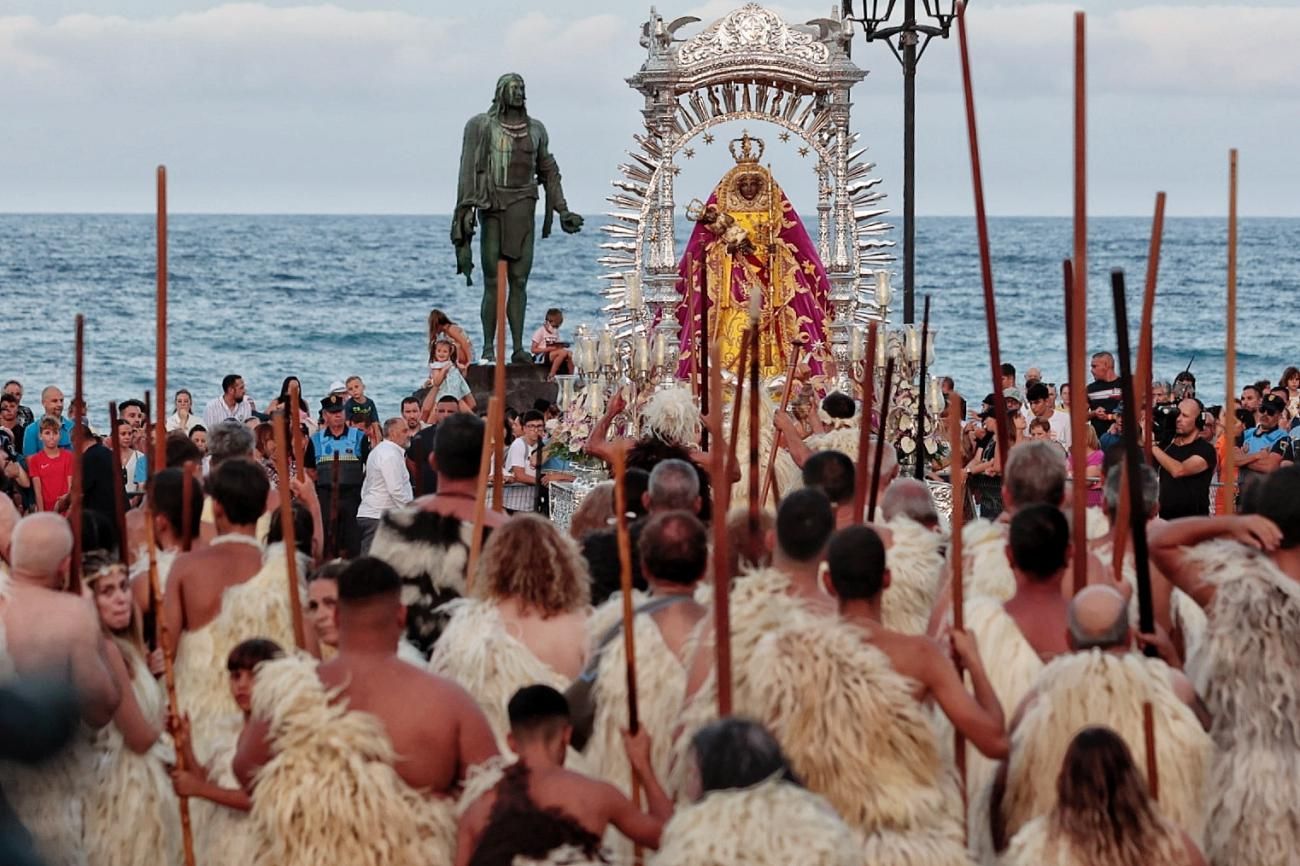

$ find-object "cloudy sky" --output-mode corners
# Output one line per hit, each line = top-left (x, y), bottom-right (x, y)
(1, 0), (1296, 215)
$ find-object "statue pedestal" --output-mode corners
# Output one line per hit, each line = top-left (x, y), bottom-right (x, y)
(463, 363), (558, 413)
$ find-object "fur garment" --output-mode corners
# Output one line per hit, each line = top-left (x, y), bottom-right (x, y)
(1183, 541), (1300, 866)
(128, 546), (178, 592)
(191, 712), (257, 866)
(1001, 814), (1186, 866)
(173, 542), (305, 765)
(649, 779), (862, 866)
(726, 385), (777, 510)
(84, 640), (181, 866)
(368, 507), (479, 657)
(673, 567), (968, 865)
(770, 423), (861, 501)
(248, 655), (458, 866)
(999, 650), (1212, 849)
(429, 598), (573, 748)
(1094, 535), (1208, 663)
(881, 517), (946, 635)
(962, 519), (1014, 603)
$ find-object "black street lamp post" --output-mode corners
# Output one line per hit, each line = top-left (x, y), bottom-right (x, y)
(842, 0), (961, 325)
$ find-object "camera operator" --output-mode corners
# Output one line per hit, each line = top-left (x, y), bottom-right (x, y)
(1151, 397), (1218, 518)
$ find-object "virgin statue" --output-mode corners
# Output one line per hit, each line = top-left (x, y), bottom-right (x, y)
(673, 131), (831, 381)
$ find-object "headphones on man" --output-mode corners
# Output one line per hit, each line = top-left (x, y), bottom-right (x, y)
(1190, 397), (1206, 431)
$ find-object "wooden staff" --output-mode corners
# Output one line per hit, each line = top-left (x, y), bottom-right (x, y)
(180, 460), (195, 553)
(1063, 257), (1089, 595)
(329, 453), (340, 559)
(272, 413), (307, 650)
(107, 403), (130, 569)
(492, 260), (508, 512)
(466, 396), (501, 589)
(868, 358), (895, 522)
(612, 446), (640, 731)
(746, 304), (760, 533)
(699, 262), (710, 451)
(1137, 192), (1166, 459)
(956, 3), (1011, 468)
(1223, 150), (1238, 513)
(853, 323), (879, 523)
(709, 339), (733, 717)
(1142, 701), (1159, 800)
(946, 392), (969, 832)
(725, 335), (752, 517)
(288, 381), (306, 483)
(155, 165), (168, 470)
(760, 341), (803, 507)
(143, 494), (196, 866)
(69, 314), (85, 595)
(913, 295), (932, 480)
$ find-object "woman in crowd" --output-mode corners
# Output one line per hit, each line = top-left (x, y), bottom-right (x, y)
(428, 308), (473, 373)
(1002, 726), (1205, 866)
(267, 376), (316, 434)
(166, 389), (201, 434)
(82, 550), (180, 866)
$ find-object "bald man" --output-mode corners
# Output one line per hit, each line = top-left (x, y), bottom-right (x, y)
(988, 584), (1212, 858)
(0, 493), (19, 564)
(0, 513), (121, 866)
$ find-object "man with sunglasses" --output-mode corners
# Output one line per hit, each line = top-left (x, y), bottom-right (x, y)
(1237, 394), (1294, 481)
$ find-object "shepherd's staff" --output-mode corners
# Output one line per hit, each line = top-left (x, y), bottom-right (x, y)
(466, 395), (502, 591)
(492, 260), (508, 512)
(852, 322), (880, 523)
(1222, 150), (1238, 513)
(760, 340), (803, 507)
(107, 403), (130, 570)
(913, 295), (932, 480)
(69, 314), (85, 595)
(709, 339), (733, 717)
(1069, 13), (1093, 594)
(867, 358), (895, 523)
(1137, 192), (1167, 459)
(1110, 268), (1162, 801)
(288, 381), (306, 483)
(143, 490), (197, 866)
(1063, 257), (1089, 594)
(946, 395), (970, 839)
(272, 412), (307, 650)
(155, 166), (168, 471)
(956, 3), (1012, 470)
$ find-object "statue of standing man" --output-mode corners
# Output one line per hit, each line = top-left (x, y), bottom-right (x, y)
(452, 73), (583, 363)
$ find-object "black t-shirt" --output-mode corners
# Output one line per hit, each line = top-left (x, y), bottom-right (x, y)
(1157, 437), (1218, 519)
(406, 424), (439, 496)
(1086, 378), (1122, 437)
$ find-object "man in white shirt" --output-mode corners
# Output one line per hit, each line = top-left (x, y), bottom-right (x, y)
(502, 410), (545, 513)
(202, 373), (254, 430)
(1026, 381), (1070, 449)
(357, 417), (413, 554)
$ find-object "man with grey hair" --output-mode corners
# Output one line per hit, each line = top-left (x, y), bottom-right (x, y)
(206, 418), (256, 468)
(643, 458), (701, 515)
(880, 477), (940, 530)
(0, 513), (121, 866)
(357, 418), (414, 554)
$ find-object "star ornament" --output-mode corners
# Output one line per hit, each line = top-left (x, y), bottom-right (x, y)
(702, 132), (716, 145)
(797, 146), (810, 158)
(778, 131), (791, 142)
(684, 147), (696, 159)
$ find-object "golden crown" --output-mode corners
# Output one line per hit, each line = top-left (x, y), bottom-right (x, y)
(729, 131), (765, 165)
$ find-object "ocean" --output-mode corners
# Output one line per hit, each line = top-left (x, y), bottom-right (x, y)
(2, 213), (1295, 426)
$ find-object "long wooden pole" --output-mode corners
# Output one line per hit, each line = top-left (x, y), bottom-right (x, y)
(466, 396), (501, 590)
(747, 313), (760, 521)
(709, 339), (732, 717)
(913, 295), (932, 480)
(180, 460), (195, 553)
(760, 342), (803, 507)
(956, 2), (1011, 468)
(493, 259), (508, 512)
(144, 496), (196, 866)
(698, 262), (710, 452)
(1065, 257), (1089, 595)
(289, 381), (306, 483)
(853, 323), (879, 523)
(155, 166), (168, 471)
(1222, 150), (1238, 513)
(726, 335), (752, 516)
(947, 392), (968, 834)
(107, 403), (130, 569)
(69, 314), (85, 595)
(868, 358), (895, 522)
(612, 446), (639, 732)
(272, 413), (307, 650)
(1137, 192), (1167, 460)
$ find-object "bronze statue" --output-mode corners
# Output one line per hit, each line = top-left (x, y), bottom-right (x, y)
(452, 73), (583, 363)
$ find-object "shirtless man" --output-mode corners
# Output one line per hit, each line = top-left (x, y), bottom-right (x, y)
(233, 553), (496, 863)
(801, 450), (858, 529)
(824, 524), (1009, 760)
(457, 685), (670, 866)
(998, 505), (1073, 660)
(129, 466), (204, 612)
(0, 513), (121, 866)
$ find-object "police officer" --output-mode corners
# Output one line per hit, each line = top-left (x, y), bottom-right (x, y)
(311, 395), (368, 557)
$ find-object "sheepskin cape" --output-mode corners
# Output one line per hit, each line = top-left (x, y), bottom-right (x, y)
(649, 779), (862, 866)
(368, 506), (480, 658)
(881, 517), (946, 635)
(583, 592), (690, 863)
(962, 519), (1014, 603)
(191, 712), (257, 866)
(1093, 534), (1208, 662)
(248, 655), (458, 866)
(1002, 814), (1186, 866)
(770, 422), (860, 502)
(999, 649), (1211, 850)
(0, 615), (93, 866)
(429, 598), (574, 747)
(84, 640), (181, 866)
(674, 567), (968, 865)
(173, 542), (304, 764)
(1183, 540), (1300, 866)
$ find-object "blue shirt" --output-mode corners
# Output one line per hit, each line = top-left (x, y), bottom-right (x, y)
(22, 417), (73, 456)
